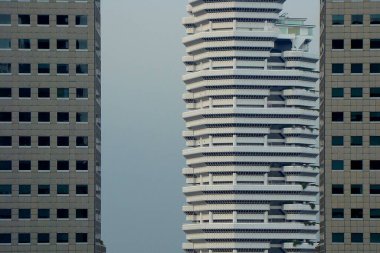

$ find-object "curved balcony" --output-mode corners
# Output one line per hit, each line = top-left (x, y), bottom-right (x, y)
(182, 166), (271, 176)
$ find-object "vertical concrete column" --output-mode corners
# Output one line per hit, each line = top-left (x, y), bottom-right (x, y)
(200, 174), (203, 185)
(200, 212), (203, 224)
(209, 211), (213, 223)
(209, 97), (213, 108)
(209, 59), (213, 70)
(233, 96), (237, 108)
(264, 173), (268, 185)
(264, 97), (268, 108)
(264, 135), (268, 147)
(233, 211), (237, 223)
(264, 211), (269, 223)
(233, 58), (237, 69)
(233, 19), (237, 31)
(233, 172), (237, 185)
(209, 135), (213, 147)
(209, 173), (213, 185)
(209, 21), (213, 31)
(233, 134), (237, 146)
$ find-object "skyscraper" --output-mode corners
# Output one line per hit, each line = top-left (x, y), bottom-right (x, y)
(320, 0), (380, 251)
(0, 0), (104, 252)
(182, 1), (320, 253)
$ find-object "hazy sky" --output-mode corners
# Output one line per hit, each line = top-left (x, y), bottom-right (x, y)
(101, 1), (319, 252)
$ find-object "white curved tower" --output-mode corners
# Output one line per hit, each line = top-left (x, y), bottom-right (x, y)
(181, 1), (320, 253)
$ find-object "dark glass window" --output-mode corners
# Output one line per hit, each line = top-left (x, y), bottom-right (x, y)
(0, 88), (11, 98)
(332, 208), (344, 219)
(332, 233), (344, 243)
(19, 209), (30, 219)
(370, 209), (380, 219)
(19, 112), (31, 122)
(370, 63), (380, 74)
(76, 112), (88, 123)
(76, 209), (88, 219)
(18, 233), (30, 244)
(37, 233), (50, 244)
(57, 39), (69, 50)
(351, 112), (363, 122)
(57, 233), (69, 243)
(57, 136), (69, 147)
(76, 185), (88, 195)
(0, 185), (11, 195)
(332, 88), (344, 98)
(371, 14), (380, 25)
(332, 39), (344, 49)
(371, 233), (380, 243)
(38, 88), (50, 98)
(370, 88), (380, 97)
(332, 63), (344, 74)
(37, 39), (50, 50)
(38, 209), (51, 218)
(38, 112), (50, 122)
(38, 160), (50, 171)
(76, 233), (87, 243)
(332, 160), (344, 171)
(0, 234), (11, 244)
(332, 15), (344, 25)
(351, 185), (363, 195)
(351, 40), (363, 50)
(19, 88), (31, 98)
(332, 112), (344, 122)
(18, 15), (30, 25)
(19, 161), (31, 171)
(370, 136), (380, 146)
(56, 15), (68, 25)
(0, 136), (11, 146)
(0, 39), (11, 49)
(18, 39), (30, 49)
(0, 161), (11, 171)
(370, 185), (380, 194)
(332, 136), (344, 146)
(38, 63), (50, 74)
(19, 136), (31, 147)
(57, 64), (69, 74)
(37, 15), (49, 25)
(75, 15), (87, 26)
(19, 63), (31, 74)
(57, 160), (69, 171)
(76, 88), (88, 98)
(370, 39), (380, 49)
(0, 112), (11, 122)
(76, 136), (88, 147)
(76, 64), (88, 74)
(57, 112), (69, 123)
(19, 185), (31, 195)
(352, 14), (363, 25)
(38, 185), (50, 195)
(351, 88), (363, 98)
(0, 14), (11, 25)
(57, 185), (69, 195)
(57, 88), (69, 98)
(370, 112), (380, 121)
(351, 136), (362, 146)
(76, 40), (88, 50)
(351, 233), (363, 243)
(57, 209), (69, 219)
(351, 160), (363, 171)
(76, 160), (88, 171)
(351, 63), (363, 73)
(0, 63), (11, 73)
(0, 209), (11, 219)
(370, 160), (380, 170)
(332, 184), (344, 194)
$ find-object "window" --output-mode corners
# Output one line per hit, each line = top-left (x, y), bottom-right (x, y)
(57, 136), (69, 147)
(371, 233), (380, 243)
(19, 209), (30, 219)
(76, 136), (88, 147)
(76, 39), (88, 50)
(76, 185), (88, 195)
(370, 136), (380, 146)
(38, 39), (50, 50)
(38, 63), (50, 74)
(57, 185), (69, 195)
(19, 88), (31, 98)
(351, 112), (363, 122)
(351, 233), (363, 243)
(37, 233), (50, 244)
(370, 160), (380, 170)
(0, 112), (11, 122)
(370, 88), (380, 97)
(332, 39), (344, 50)
(76, 160), (88, 171)
(370, 112), (380, 121)
(332, 184), (344, 194)
(38, 112), (50, 122)
(38, 185), (50, 195)
(76, 112), (88, 123)
(57, 233), (69, 243)
(57, 39), (69, 50)
(370, 185), (380, 194)
(57, 64), (69, 74)
(76, 209), (88, 219)
(0, 136), (12, 146)
(57, 88), (69, 98)
(0, 209), (11, 219)
(76, 88), (88, 98)
(332, 112), (344, 122)
(332, 136), (344, 146)
(19, 63), (31, 74)
(76, 233), (87, 243)
(351, 136), (363, 146)
(332, 233), (344, 243)
(38, 137), (50, 147)
(38, 88), (50, 98)
(57, 160), (69, 171)
(352, 14), (363, 25)
(370, 209), (380, 219)
(19, 161), (31, 171)
(371, 63), (380, 74)
(18, 39), (30, 49)
(37, 15), (49, 25)
(332, 208), (344, 219)
(371, 39), (380, 49)
(57, 112), (69, 123)
(0, 63), (11, 74)
(38, 160), (50, 171)
(19, 136), (31, 146)
(56, 15), (68, 25)
(371, 14), (380, 25)
(0, 39), (11, 49)
(75, 15), (87, 26)
(351, 88), (363, 98)
(0, 185), (11, 195)
(19, 185), (31, 195)
(351, 63), (363, 73)
(0, 14), (11, 25)
(0, 234), (11, 244)
(19, 112), (31, 122)
(76, 64), (88, 74)
(18, 233), (30, 244)
(0, 88), (11, 98)
(332, 15), (344, 25)
(332, 63), (344, 74)
(57, 209), (69, 219)
(351, 185), (363, 195)
(351, 40), (363, 49)
(0, 161), (11, 171)
(351, 160), (363, 170)
(18, 14), (30, 25)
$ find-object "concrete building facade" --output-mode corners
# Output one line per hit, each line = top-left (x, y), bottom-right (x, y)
(320, 0), (380, 252)
(0, 0), (103, 252)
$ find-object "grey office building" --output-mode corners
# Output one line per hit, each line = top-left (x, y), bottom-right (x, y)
(320, 0), (380, 252)
(0, 0), (104, 252)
